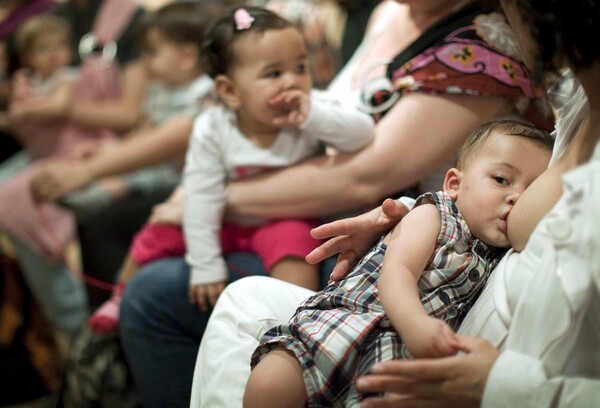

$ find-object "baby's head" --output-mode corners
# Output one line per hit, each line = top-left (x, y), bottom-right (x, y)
(443, 120), (554, 248)
(15, 15), (73, 79)
(136, 1), (214, 86)
(203, 7), (311, 126)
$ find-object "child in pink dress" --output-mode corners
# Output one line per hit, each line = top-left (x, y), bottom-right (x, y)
(0, 14), (119, 261)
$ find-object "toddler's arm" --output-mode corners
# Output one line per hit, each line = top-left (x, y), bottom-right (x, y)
(298, 90), (375, 152)
(9, 78), (73, 123)
(183, 113), (229, 310)
(378, 203), (459, 358)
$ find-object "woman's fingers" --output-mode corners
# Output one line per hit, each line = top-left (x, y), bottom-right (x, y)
(305, 234), (350, 264)
(310, 217), (360, 240)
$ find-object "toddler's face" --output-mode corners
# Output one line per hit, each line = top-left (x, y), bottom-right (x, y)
(449, 132), (551, 248)
(25, 31), (72, 79)
(142, 28), (195, 86)
(227, 27), (312, 131)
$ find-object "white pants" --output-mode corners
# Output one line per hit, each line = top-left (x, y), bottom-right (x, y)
(191, 252), (521, 408)
(191, 276), (315, 407)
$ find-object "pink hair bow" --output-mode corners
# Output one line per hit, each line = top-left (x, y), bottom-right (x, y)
(234, 8), (254, 30)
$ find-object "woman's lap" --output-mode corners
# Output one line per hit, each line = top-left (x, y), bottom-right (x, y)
(191, 276), (319, 408)
(119, 253), (269, 408)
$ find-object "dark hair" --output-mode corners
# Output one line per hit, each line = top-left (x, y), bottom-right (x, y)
(202, 6), (294, 78)
(136, 1), (216, 54)
(457, 119), (554, 169)
(507, 0), (600, 79)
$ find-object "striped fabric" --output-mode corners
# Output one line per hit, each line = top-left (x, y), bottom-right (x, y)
(251, 191), (505, 407)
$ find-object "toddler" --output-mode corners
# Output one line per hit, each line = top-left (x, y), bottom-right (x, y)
(88, 6), (374, 332)
(0, 14), (119, 262)
(244, 120), (554, 408)
(184, 6), (374, 311)
(60, 1), (215, 219)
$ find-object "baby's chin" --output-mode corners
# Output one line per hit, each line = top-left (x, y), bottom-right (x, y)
(478, 232), (511, 249)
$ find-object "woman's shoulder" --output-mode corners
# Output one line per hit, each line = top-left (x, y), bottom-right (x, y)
(365, 1), (402, 38)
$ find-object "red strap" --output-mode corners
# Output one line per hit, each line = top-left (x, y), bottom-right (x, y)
(92, 0), (139, 44)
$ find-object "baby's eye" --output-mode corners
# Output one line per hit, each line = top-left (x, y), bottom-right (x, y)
(295, 63), (307, 74)
(492, 176), (509, 185)
(266, 70), (281, 78)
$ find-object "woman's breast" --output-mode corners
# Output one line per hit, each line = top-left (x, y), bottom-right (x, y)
(507, 164), (565, 251)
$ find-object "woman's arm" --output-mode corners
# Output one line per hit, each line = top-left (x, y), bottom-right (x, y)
(227, 93), (512, 219)
(31, 115), (192, 202)
(66, 61), (149, 132)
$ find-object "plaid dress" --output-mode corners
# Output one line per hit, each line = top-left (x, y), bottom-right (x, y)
(251, 191), (505, 407)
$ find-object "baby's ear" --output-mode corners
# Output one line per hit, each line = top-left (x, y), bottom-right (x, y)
(443, 168), (461, 200)
(214, 75), (240, 109)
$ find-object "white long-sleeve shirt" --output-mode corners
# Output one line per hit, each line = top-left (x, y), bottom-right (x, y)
(184, 92), (375, 285)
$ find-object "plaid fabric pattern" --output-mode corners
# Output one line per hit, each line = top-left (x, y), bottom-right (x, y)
(251, 192), (505, 407)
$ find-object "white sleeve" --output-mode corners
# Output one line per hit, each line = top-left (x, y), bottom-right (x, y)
(300, 90), (375, 152)
(183, 113), (228, 285)
(483, 350), (600, 408)
(397, 196), (416, 211)
(483, 161), (600, 408)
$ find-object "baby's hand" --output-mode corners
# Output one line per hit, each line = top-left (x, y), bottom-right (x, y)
(11, 69), (33, 101)
(188, 281), (227, 312)
(402, 316), (459, 359)
(269, 90), (310, 128)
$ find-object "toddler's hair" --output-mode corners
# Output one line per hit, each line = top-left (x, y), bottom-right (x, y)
(202, 6), (294, 78)
(15, 14), (71, 59)
(456, 119), (554, 169)
(136, 1), (216, 55)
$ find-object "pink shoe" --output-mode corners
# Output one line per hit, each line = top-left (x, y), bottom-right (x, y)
(88, 285), (124, 334)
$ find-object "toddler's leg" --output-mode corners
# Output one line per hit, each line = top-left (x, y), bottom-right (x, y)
(270, 257), (319, 291)
(244, 348), (307, 408)
(88, 255), (137, 333)
(254, 219), (321, 291)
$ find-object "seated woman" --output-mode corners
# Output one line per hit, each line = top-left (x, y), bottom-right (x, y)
(194, 0), (600, 406)
(115, 1), (550, 407)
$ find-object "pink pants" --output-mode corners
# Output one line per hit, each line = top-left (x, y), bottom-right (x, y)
(130, 219), (321, 271)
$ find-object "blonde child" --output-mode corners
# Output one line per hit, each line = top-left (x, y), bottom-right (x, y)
(0, 13), (120, 337)
(0, 14), (119, 263)
(8, 14), (102, 158)
(244, 120), (554, 408)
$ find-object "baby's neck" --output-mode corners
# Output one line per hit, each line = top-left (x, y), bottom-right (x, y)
(163, 67), (204, 88)
(236, 114), (280, 149)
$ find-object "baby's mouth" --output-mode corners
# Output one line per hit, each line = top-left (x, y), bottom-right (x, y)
(499, 212), (510, 233)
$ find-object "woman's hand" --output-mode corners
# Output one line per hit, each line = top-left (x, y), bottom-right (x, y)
(306, 198), (408, 281)
(356, 335), (499, 408)
(31, 160), (94, 202)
